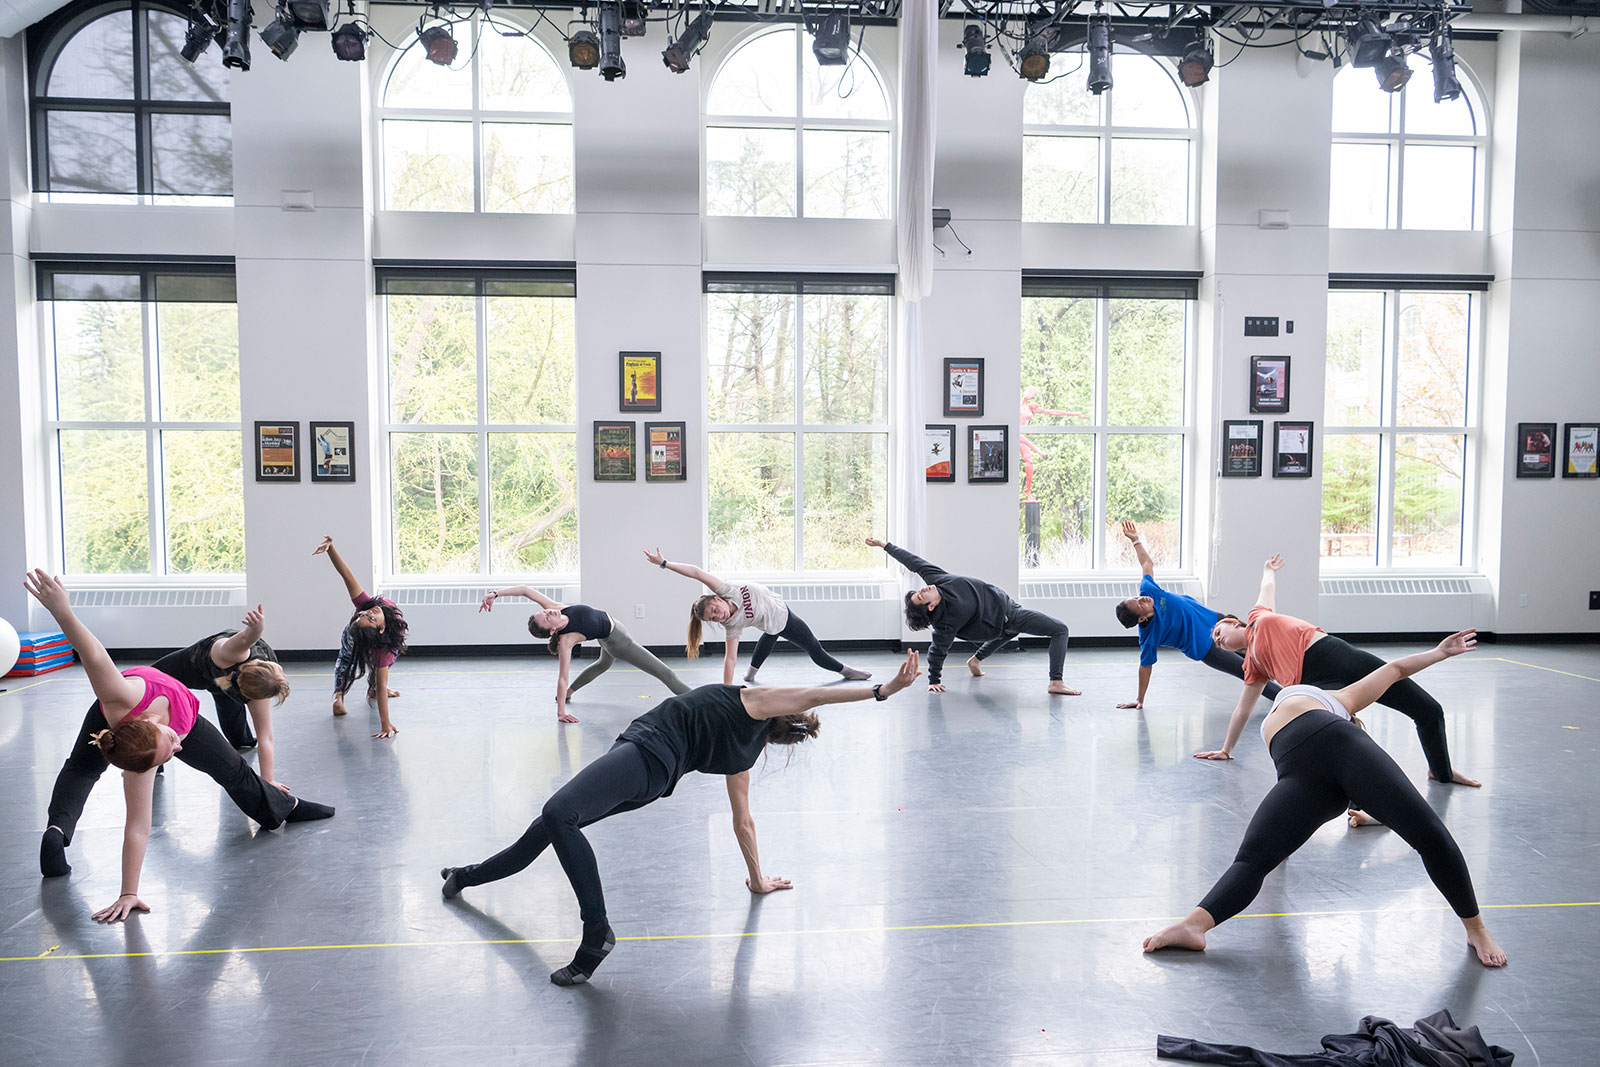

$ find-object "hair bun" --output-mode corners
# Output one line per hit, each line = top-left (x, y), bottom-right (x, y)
(89, 728), (115, 749)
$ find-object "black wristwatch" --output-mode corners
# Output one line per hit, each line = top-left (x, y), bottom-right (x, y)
(659, 559), (668, 569)
(872, 684), (888, 702)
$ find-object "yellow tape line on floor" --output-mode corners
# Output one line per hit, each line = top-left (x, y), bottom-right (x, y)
(1481, 657), (1600, 684)
(2, 900), (1594, 964)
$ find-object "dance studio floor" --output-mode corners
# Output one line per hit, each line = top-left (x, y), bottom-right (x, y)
(0, 642), (1594, 1066)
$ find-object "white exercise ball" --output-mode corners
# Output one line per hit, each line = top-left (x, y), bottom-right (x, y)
(0, 616), (19, 677)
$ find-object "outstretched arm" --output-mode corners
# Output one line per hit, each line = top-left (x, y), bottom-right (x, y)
(741, 652), (920, 719)
(554, 633), (582, 723)
(1121, 521), (1154, 577)
(869, 539), (949, 584)
(1330, 630), (1476, 716)
(23, 570), (141, 711)
(1255, 555), (1284, 611)
(643, 547), (723, 593)
(371, 665), (398, 739)
(726, 771), (791, 894)
(1118, 665), (1153, 709)
(1195, 680), (1268, 760)
(212, 604), (266, 666)
(481, 585), (563, 613)
(248, 699), (284, 790)
(93, 770), (156, 923)
(313, 536), (365, 601)
(722, 640), (738, 686)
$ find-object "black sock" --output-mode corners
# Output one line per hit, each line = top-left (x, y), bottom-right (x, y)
(550, 925), (615, 986)
(40, 827), (71, 878)
(440, 866), (471, 899)
(285, 798), (335, 822)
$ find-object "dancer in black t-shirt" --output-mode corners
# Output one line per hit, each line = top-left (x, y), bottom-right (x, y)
(439, 651), (921, 986)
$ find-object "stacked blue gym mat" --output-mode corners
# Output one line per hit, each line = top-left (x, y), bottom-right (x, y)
(7, 631), (76, 676)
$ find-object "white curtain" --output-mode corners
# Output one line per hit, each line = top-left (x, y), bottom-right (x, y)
(894, 0), (937, 553)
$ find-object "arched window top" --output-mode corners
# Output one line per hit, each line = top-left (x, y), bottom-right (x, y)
(37, 2), (229, 104)
(707, 26), (890, 122)
(382, 20), (571, 114)
(1023, 53), (1193, 130)
(1332, 53), (1483, 137)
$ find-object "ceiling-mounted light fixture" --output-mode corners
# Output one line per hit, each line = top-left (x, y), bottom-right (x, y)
(569, 27), (600, 68)
(811, 10), (850, 66)
(221, 0), (252, 70)
(287, 0), (328, 30)
(1086, 11), (1113, 95)
(1347, 19), (1393, 67)
(1017, 19), (1053, 82)
(1429, 29), (1461, 102)
(598, 0), (626, 80)
(662, 11), (713, 74)
(619, 0), (647, 37)
(961, 23), (990, 77)
(330, 22), (368, 61)
(260, 3), (299, 59)
(420, 23), (458, 66)
(1374, 50), (1411, 92)
(1178, 32), (1213, 87)
(179, 11), (218, 63)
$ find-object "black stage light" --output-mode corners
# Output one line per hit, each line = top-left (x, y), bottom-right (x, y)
(260, 7), (298, 59)
(1430, 30), (1461, 102)
(222, 0), (252, 69)
(569, 28), (600, 69)
(1348, 19), (1391, 67)
(961, 24), (990, 77)
(180, 14), (216, 62)
(620, 0), (647, 37)
(1018, 22), (1052, 81)
(1374, 50), (1411, 92)
(1178, 34), (1213, 86)
(1086, 13), (1113, 95)
(812, 10), (850, 66)
(288, 0), (328, 29)
(420, 24), (458, 66)
(330, 22), (368, 60)
(662, 11), (713, 73)
(598, 1), (625, 80)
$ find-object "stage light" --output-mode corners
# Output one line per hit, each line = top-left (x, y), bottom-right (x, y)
(598, 1), (625, 80)
(620, 0), (647, 37)
(811, 10), (850, 66)
(961, 24), (990, 77)
(569, 28), (600, 68)
(221, 0), (252, 70)
(1017, 22), (1052, 81)
(1086, 13), (1113, 95)
(288, 0), (328, 30)
(1430, 30), (1461, 102)
(330, 22), (368, 61)
(420, 24), (458, 66)
(1347, 19), (1391, 67)
(1374, 50), (1411, 92)
(1178, 34), (1213, 86)
(662, 11), (713, 73)
(260, 5), (297, 60)
(179, 14), (216, 62)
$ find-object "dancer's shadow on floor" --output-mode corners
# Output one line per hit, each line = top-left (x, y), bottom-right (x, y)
(438, 895), (568, 994)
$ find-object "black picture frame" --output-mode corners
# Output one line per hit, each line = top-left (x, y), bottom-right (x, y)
(1250, 355), (1291, 414)
(924, 424), (956, 483)
(593, 421), (637, 481)
(619, 351), (662, 413)
(254, 421), (299, 482)
(644, 421), (687, 482)
(967, 424), (1009, 483)
(309, 421), (356, 483)
(1272, 420), (1314, 478)
(944, 358), (985, 417)
(1221, 419), (1264, 478)
(1515, 422), (1556, 479)
(1561, 423), (1598, 479)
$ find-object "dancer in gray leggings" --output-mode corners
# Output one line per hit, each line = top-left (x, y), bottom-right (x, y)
(481, 586), (690, 724)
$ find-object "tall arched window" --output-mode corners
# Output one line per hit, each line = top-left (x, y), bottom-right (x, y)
(29, 0), (231, 203)
(705, 27), (892, 219)
(1330, 55), (1486, 230)
(379, 19), (574, 213)
(1023, 54), (1195, 225)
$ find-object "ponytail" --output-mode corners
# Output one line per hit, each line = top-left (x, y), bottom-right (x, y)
(764, 712), (821, 746)
(89, 718), (163, 772)
(686, 599), (709, 659)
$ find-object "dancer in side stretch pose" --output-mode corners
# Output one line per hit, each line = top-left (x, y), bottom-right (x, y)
(480, 585), (690, 724)
(643, 547), (871, 685)
(314, 535), (407, 738)
(868, 537), (1079, 696)
(28, 570), (334, 898)
(1195, 555), (1478, 790)
(440, 652), (921, 986)
(1111, 521), (1281, 709)
(1142, 628), (1506, 968)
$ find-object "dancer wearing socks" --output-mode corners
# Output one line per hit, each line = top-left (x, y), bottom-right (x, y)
(28, 570), (334, 895)
(1111, 521), (1281, 709)
(480, 586), (690, 724)
(441, 651), (922, 986)
(1142, 628), (1506, 968)
(1194, 555), (1479, 788)
(148, 606), (291, 783)
(643, 547), (871, 685)
(314, 535), (407, 738)
(868, 537), (1079, 695)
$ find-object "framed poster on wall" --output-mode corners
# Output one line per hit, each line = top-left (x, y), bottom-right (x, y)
(1250, 355), (1291, 414)
(645, 421), (687, 481)
(1562, 423), (1598, 478)
(310, 421), (355, 483)
(943, 358), (985, 417)
(619, 352), (661, 413)
(1221, 419), (1263, 477)
(925, 424), (956, 483)
(593, 421), (637, 481)
(968, 424), (1009, 483)
(254, 422), (299, 482)
(1272, 420), (1314, 478)
(1515, 422), (1556, 478)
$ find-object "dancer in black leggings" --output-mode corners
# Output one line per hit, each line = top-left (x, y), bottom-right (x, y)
(440, 652), (921, 986)
(1111, 521), (1281, 710)
(643, 547), (871, 684)
(869, 537), (1079, 696)
(1142, 628), (1506, 968)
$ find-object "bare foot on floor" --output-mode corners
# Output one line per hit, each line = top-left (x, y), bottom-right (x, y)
(1143, 920), (1207, 953)
(332, 698), (347, 717)
(966, 656), (984, 677)
(1347, 809), (1382, 828)
(557, 710), (579, 724)
(1430, 770), (1482, 787)
(1466, 927), (1507, 967)
(1047, 681), (1082, 696)
(368, 688), (401, 700)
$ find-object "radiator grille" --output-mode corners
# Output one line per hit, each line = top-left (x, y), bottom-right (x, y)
(767, 583), (885, 602)
(382, 586), (570, 607)
(68, 588), (243, 608)
(1020, 579), (1200, 599)
(1320, 577), (1473, 596)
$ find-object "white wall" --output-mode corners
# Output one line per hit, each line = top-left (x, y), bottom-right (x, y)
(1, 15), (1596, 652)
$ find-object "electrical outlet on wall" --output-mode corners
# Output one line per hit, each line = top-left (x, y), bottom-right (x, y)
(1589, 591), (1600, 610)
(1518, 594), (1529, 608)
(635, 604), (645, 618)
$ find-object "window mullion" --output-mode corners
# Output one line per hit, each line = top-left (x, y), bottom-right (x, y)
(142, 297), (163, 576)
(792, 293), (804, 571)
(1093, 297), (1109, 567)
(477, 289), (492, 576)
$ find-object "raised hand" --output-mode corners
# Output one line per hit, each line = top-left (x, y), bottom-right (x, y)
(240, 604), (265, 630)
(864, 536), (887, 548)
(478, 591), (498, 613)
(880, 651), (921, 696)
(1264, 554), (1284, 572)
(643, 546), (665, 566)
(92, 893), (150, 924)
(313, 535), (333, 556)
(1120, 520), (1139, 542)
(1435, 628), (1477, 658)
(22, 569), (71, 618)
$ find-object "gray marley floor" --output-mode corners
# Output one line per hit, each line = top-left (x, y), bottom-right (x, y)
(0, 642), (1596, 1066)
